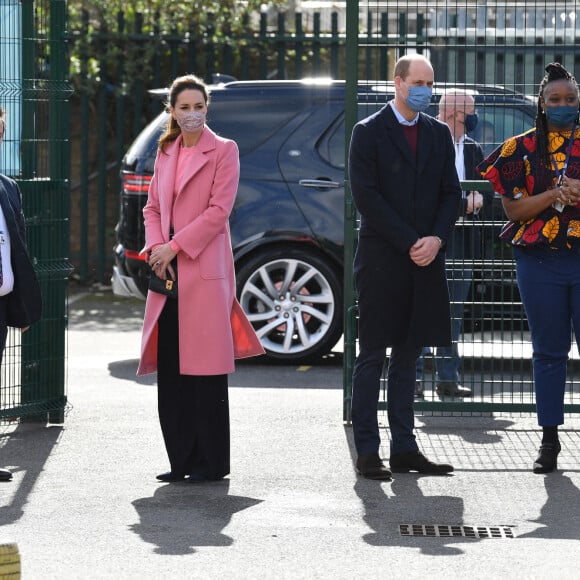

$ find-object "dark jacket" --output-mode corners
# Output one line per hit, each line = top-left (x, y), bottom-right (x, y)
(0, 174), (42, 328)
(349, 104), (462, 347)
(447, 136), (488, 261)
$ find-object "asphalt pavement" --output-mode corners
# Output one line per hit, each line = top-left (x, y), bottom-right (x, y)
(0, 287), (579, 579)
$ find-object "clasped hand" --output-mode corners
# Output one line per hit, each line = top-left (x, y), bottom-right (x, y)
(409, 236), (440, 267)
(148, 243), (177, 280)
(557, 176), (580, 206)
(466, 191), (483, 214)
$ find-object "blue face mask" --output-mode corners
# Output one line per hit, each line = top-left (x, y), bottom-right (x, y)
(464, 113), (479, 133)
(545, 105), (579, 128)
(405, 85), (432, 113)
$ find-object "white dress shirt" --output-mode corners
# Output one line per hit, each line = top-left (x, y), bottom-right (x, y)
(0, 204), (14, 296)
(454, 134), (466, 183)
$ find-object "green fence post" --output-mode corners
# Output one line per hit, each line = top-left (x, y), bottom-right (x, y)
(312, 13), (321, 76)
(79, 9), (89, 282)
(47, 0), (72, 423)
(259, 13), (267, 79)
(295, 13), (304, 79)
(206, 14), (216, 82)
(276, 12), (286, 79)
(115, 11), (126, 201)
(240, 13), (250, 79)
(97, 21), (108, 283)
(18, 0), (73, 423)
(331, 12), (339, 78)
(20, 0), (36, 179)
(132, 13), (145, 138)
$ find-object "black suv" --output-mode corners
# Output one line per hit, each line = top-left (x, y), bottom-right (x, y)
(112, 79), (536, 362)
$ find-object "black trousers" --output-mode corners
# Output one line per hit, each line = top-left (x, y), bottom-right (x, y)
(0, 296), (8, 367)
(157, 298), (230, 479)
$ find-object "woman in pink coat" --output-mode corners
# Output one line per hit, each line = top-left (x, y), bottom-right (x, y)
(137, 74), (264, 483)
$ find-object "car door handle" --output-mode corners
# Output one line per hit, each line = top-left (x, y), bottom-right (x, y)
(298, 179), (341, 189)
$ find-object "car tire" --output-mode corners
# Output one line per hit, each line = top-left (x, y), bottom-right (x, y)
(237, 247), (343, 362)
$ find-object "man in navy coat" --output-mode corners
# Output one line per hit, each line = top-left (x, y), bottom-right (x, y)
(0, 106), (42, 482)
(349, 54), (462, 479)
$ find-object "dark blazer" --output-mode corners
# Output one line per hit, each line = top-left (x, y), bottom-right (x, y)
(0, 174), (42, 328)
(447, 136), (488, 261)
(349, 104), (462, 347)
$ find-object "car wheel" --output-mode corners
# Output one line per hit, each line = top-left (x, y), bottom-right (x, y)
(237, 247), (343, 362)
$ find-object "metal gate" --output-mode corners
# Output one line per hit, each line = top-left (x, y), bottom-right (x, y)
(0, 0), (71, 423)
(343, 0), (580, 419)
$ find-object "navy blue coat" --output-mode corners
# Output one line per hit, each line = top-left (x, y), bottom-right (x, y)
(0, 174), (42, 328)
(349, 104), (461, 347)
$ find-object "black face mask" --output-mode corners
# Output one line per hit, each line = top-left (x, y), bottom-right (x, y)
(464, 113), (479, 133)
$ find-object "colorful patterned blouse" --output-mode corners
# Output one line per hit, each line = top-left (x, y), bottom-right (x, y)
(477, 127), (580, 249)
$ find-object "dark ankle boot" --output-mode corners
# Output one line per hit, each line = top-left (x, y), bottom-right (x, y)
(533, 442), (561, 474)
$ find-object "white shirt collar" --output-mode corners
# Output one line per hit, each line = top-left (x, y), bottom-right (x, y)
(389, 101), (419, 126)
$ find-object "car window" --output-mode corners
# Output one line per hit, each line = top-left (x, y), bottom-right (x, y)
(126, 111), (166, 160)
(321, 103), (386, 168)
(471, 106), (535, 156)
(208, 98), (304, 156)
(321, 101), (535, 169)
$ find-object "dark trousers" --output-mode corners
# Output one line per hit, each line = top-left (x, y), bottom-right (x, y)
(157, 298), (230, 478)
(0, 297), (7, 367)
(352, 342), (422, 456)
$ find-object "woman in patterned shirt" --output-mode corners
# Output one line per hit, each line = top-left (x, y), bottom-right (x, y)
(479, 62), (580, 474)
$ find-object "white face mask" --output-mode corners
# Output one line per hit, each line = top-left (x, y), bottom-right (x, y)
(175, 110), (205, 132)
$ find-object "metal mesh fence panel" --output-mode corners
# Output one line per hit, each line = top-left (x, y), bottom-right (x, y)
(343, 0), (580, 417)
(0, 0), (71, 423)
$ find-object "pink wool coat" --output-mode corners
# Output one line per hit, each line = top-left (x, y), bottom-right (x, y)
(137, 128), (264, 376)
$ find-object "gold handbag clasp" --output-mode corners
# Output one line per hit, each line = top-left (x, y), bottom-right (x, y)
(165, 280), (173, 291)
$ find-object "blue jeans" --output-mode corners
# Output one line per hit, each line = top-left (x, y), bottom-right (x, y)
(514, 247), (580, 426)
(416, 268), (472, 383)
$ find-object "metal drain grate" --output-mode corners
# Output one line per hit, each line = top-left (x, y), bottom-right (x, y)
(400, 524), (514, 539)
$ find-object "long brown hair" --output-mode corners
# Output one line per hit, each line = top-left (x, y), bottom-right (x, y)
(158, 74), (210, 153)
(536, 62), (580, 188)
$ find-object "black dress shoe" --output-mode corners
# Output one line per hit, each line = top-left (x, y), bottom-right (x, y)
(156, 471), (186, 482)
(436, 382), (472, 397)
(0, 468), (13, 482)
(533, 443), (561, 474)
(356, 453), (392, 480)
(390, 451), (454, 474)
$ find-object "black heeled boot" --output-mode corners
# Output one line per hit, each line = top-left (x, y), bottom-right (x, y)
(533, 443), (561, 474)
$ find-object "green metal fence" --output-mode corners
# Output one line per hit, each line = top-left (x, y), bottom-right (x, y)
(61, 1), (580, 420)
(0, 0), (72, 423)
(343, 0), (580, 420)
(69, 2), (580, 287)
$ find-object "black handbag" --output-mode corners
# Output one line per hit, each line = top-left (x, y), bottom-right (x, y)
(148, 259), (177, 298)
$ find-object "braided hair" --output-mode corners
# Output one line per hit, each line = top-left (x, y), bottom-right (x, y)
(536, 62), (580, 188)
